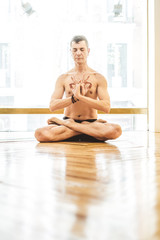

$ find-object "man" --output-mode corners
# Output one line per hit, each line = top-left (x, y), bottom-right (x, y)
(35, 35), (122, 142)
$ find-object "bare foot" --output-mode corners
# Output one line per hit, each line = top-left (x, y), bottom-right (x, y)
(47, 117), (63, 125)
(47, 117), (75, 126)
(96, 119), (107, 123)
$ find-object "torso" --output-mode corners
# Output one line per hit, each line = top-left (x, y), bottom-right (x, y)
(63, 68), (99, 120)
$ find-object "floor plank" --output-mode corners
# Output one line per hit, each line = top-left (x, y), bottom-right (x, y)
(0, 131), (160, 240)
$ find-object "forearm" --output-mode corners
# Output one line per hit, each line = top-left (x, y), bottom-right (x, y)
(49, 97), (72, 112)
(78, 95), (110, 113)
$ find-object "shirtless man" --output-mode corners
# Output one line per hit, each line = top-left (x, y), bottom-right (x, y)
(35, 35), (122, 142)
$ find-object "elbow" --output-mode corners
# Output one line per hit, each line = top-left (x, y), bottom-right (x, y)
(49, 99), (61, 112)
(49, 107), (53, 112)
(49, 104), (56, 112)
(103, 104), (110, 114)
(106, 108), (110, 114)
(104, 108), (110, 114)
(49, 99), (59, 112)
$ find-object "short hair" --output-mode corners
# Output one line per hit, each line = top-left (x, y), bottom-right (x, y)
(70, 35), (89, 48)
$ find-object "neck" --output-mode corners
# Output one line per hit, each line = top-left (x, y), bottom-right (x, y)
(74, 63), (89, 73)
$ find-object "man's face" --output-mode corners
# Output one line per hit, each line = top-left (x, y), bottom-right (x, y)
(71, 40), (90, 65)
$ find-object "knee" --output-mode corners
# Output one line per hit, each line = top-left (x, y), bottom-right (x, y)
(111, 124), (122, 139)
(34, 128), (49, 142)
(102, 124), (122, 140)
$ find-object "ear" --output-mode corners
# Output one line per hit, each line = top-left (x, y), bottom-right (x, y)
(87, 48), (90, 56)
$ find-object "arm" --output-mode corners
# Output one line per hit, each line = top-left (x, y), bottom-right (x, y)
(49, 75), (72, 112)
(74, 74), (111, 113)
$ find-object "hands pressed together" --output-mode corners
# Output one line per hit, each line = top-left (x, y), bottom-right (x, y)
(69, 74), (92, 100)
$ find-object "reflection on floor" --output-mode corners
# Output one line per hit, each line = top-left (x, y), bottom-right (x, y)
(0, 131), (160, 240)
(0, 132), (34, 142)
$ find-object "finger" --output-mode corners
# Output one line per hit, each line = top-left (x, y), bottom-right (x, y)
(85, 75), (90, 81)
(71, 75), (76, 83)
(83, 75), (90, 83)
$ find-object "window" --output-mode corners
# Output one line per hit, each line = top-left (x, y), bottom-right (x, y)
(0, 0), (147, 131)
(107, 43), (127, 89)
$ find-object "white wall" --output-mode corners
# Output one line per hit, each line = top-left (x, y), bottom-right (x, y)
(148, 0), (160, 132)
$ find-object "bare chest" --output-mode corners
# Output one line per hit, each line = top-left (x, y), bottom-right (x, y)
(64, 75), (97, 97)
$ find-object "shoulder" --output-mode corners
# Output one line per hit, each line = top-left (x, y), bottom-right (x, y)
(94, 72), (105, 79)
(94, 72), (108, 86)
(53, 74), (66, 90)
(88, 68), (106, 80)
(56, 73), (69, 85)
(57, 73), (67, 81)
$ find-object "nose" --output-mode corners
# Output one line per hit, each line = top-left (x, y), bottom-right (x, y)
(76, 49), (81, 55)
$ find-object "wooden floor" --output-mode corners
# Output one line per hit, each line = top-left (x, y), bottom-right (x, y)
(0, 131), (160, 240)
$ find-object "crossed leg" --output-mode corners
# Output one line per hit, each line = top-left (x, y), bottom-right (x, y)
(35, 117), (122, 142)
(35, 124), (81, 142)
